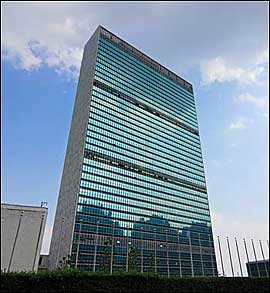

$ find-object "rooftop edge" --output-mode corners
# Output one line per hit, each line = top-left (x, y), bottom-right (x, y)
(98, 25), (193, 94)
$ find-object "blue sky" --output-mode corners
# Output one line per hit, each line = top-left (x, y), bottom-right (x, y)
(2, 2), (269, 275)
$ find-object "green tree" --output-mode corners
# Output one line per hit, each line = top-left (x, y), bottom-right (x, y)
(58, 255), (71, 270)
(101, 240), (111, 273)
(128, 246), (138, 273)
(148, 253), (155, 274)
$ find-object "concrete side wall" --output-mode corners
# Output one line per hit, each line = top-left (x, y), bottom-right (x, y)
(48, 27), (100, 270)
(1, 205), (47, 272)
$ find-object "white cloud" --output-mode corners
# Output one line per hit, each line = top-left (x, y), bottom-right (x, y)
(229, 118), (247, 130)
(238, 93), (268, 111)
(200, 56), (265, 85)
(2, 3), (96, 79)
(2, 3), (268, 81)
(256, 48), (269, 65)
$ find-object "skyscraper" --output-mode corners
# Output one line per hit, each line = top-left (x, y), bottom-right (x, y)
(49, 25), (217, 276)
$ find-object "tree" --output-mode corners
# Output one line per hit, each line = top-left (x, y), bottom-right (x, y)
(148, 253), (155, 274)
(101, 240), (111, 273)
(58, 255), (71, 270)
(128, 246), (138, 273)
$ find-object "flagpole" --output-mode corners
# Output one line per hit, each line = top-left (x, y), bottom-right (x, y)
(235, 237), (243, 277)
(217, 236), (225, 276)
(226, 237), (234, 277)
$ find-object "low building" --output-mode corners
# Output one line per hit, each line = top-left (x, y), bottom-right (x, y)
(1, 203), (48, 272)
(246, 259), (269, 277)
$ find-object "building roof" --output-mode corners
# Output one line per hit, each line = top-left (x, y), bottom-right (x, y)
(98, 25), (193, 94)
(1, 203), (48, 212)
(247, 259), (269, 265)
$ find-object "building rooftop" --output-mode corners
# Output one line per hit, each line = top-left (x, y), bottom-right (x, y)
(98, 25), (193, 94)
(247, 259), (269, 264)
(1, 203), (48, 212)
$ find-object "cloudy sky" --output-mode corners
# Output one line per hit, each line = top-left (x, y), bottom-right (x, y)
(2, 2), (269, 276)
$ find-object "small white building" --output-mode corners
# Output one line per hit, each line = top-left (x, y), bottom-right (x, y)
(1, 203), (48, 272)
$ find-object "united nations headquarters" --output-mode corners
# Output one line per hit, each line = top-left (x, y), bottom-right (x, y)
(2, 3), (269, 292)
(49, 25), (218, 277)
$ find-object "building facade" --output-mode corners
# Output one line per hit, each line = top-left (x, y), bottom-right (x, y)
(246, 260), (269, 277)
(1, 203), (47, 272)
(49, 26), (217, 276)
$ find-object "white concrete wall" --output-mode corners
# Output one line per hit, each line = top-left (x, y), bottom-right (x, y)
(1, 204), (47, 272)
(49, 25), (100, 270)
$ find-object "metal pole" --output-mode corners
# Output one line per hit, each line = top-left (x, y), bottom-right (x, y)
(226, 237), (234, 277)
(141, 227), (143, 274)
(259, 240), (268, 277)
(56, 217), (64, 268)
(126, 226), (129, 273)
(154, 229), (157, 274)
(235, 238), (243, 277)
(251, 239), (260, 277)
(166, 230), (170, 278)
(188, 230), (194, 277)
(93, 221), (99, 272)
(243, 238), (251, 277)
(178, 230), (182, 278)
(209, 235), (215, 277)
(110, 223), (115, 275)
(217, 236), (225, 276)
(8, 211), (24, 272)
(198, 233), (204, 276)
(75, 221), (82, 269)
(32, 214), (45, 271)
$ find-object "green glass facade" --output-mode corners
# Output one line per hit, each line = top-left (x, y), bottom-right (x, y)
(63, 27), (217, 276)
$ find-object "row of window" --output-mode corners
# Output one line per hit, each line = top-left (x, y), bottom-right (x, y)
(75, 252), (213, 267)
(91, 88), (202, 154)
(73, 225), (213, 250)
(83, 152), (207, 196)
(96, 48), (196, 116)
(94, 71), (198, 134)
(96, 53), (197, 124)
(76, 263), (216, 276)
(82, 158), (209, 203)
(80, 167), (208, 210)
(95, 58), (197, 126)
(94, 69), (198, 131)
(86, 132), (205, 184)
(79, 175), (210, 217)
(78, 191), (211, 224)
(85, 139), (206, 188)
(92, 86), (200, 148)
(77, 198), (207, 229)
(88, 103), (203, 167)
(87, 118), (204, 177)
(73, 246), (214, 264)
(75, 213), (213, 241)
(75, 254), (213, 267)
(73, 222), (213, 244)
(78, 188), (210, 223)
(98, 40), (196, 109)
(99, 37), (195, 107)
(86, 110), (204, 176)
(85, 133), (205, 185)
